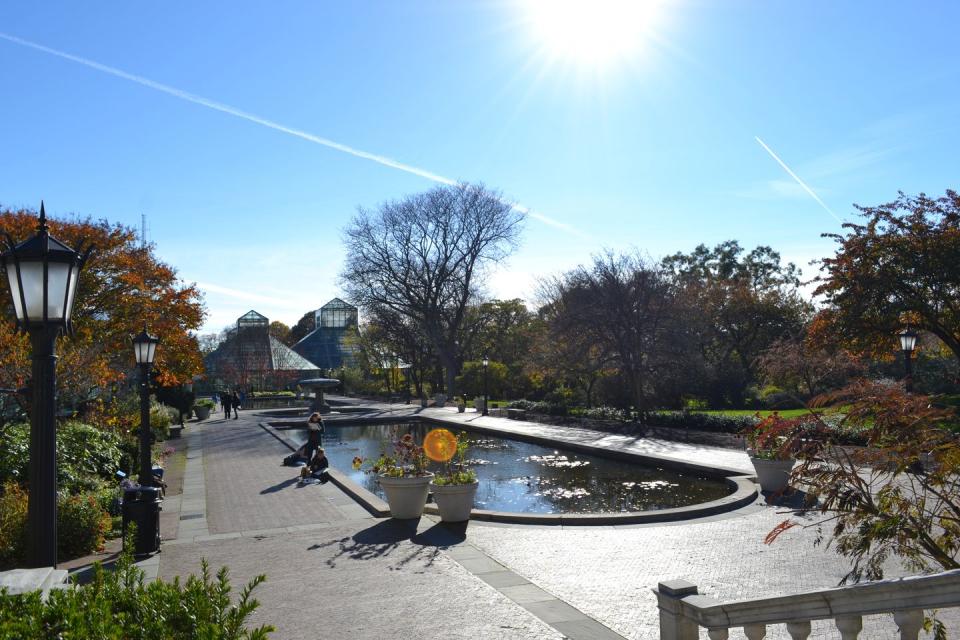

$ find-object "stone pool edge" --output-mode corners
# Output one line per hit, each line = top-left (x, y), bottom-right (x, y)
(258, 420), (758, 526)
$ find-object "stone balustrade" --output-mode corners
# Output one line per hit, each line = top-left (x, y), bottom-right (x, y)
(654, 569), (960, 639)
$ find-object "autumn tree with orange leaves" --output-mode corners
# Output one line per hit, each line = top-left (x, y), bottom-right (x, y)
(815, 190), (960, 361)
(0, 206), (205, 413)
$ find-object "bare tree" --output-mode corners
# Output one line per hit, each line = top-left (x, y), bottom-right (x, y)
(541, 252), (688, 410)
(340, 183), (523, 396)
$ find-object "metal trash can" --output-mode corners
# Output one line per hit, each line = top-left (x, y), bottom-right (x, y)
(121, 486), (162, 556)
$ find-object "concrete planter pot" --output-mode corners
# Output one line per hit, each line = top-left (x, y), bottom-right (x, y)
(194, 406), (211, 421)
(430, 481), (478, 522)
(750, 456), (795, 493)
(457, 404), (466, 413)
(378, 473), (434, 519)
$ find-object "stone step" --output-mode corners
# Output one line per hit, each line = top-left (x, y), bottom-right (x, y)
(0, 567), (69, 595)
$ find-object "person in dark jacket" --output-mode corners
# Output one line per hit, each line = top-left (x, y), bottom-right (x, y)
(299, 448), (329, 483)
(303, 412), (324, 460)
(222, 390), (231, 419)
(231, 391), (240, 419)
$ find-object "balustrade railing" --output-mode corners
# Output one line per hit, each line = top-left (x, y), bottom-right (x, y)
(654, 570), (960, 639)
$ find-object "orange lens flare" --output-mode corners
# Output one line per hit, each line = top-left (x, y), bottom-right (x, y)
(424, 428), (458, 462)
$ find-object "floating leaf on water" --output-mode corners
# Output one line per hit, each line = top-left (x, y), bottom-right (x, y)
(539, 487), (591, 500)
(523, 454), (591, 468)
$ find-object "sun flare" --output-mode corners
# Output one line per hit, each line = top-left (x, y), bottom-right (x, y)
(522, 0), (662, 68)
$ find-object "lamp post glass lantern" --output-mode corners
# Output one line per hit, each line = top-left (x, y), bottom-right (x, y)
(132, 329), (160, 485)
(0, 203), (92, 568)
(899, 327), (918, 392)
(899, 328), (918, 354)
(482, 356), (489, 416)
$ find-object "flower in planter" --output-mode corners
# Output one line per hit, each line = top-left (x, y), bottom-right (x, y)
(431, 431), (477, 487)
(352, 429), (428, 477)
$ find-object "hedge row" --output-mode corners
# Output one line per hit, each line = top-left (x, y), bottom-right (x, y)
(507, 401), (878, 446)
(508, 401), (755, 433)
(0, 548), (272, 639)
(644, 411), (758, 434)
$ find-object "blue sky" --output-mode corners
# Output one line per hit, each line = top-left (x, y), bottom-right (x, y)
(1, 1), (957, 333)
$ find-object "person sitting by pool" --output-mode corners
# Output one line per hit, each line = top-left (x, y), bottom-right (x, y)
(299, 448), (330, 484)
(304, 412), (324, 459)
(282, 445), (309, 466)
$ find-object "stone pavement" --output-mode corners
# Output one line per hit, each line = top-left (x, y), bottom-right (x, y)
(153, 405), (957, 639)
(156, 411), (602, 639)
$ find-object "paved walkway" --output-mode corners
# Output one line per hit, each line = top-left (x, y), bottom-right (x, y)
(152, 405), (957, 639)
(156, 411), (609, 639)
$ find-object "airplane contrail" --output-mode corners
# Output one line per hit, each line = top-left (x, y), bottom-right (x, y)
(193, 281), (306, 308)
(754, 136), (843, 224)
(0, 31), (584, 237)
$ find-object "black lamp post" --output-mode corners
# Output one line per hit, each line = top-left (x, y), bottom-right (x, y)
(132, 328), (160, 485)
(899, 327), (918, 393)
(1, 203), (91, 568)
(482, 356), (489, 416)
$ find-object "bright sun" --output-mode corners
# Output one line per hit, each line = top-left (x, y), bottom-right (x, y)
(522, 0), (662, 68)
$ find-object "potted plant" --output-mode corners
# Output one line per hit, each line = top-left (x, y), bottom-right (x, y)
(429, 430), (478, 522)
(193, 398), (215, 421)
(353, 431), (433, 519)
(456, 396), (466, 413)
(744, 413), (815, 493)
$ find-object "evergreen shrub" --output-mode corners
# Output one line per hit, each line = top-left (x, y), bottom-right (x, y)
(645, 411), (758, 433)
(0, 482), (27, 569)
(0, 423), (122, 492)
(0, 547), (273, 639)
(0, 483), (113, 569)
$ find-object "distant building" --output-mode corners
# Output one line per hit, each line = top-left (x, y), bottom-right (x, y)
(204, 310), (321, 391)
(292, 298), (360, 370)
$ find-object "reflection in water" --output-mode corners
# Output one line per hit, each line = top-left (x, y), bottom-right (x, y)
(293, 422), (730, 514)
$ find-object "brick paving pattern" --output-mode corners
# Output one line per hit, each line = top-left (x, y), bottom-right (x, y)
(200, 415), (355, 534)
(151, 404), (958, 639)
(158, 412), (566, 640)
(159, 521), (562, 640)
(465, 502), (960, 639)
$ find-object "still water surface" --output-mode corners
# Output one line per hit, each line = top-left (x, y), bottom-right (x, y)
(292, 422), (730, 514)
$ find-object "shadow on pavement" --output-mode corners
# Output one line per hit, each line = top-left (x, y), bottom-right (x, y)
(311, 518), (449, 569)
(763, 488), (817, 513)
(412, 521), (468, 547)
(352, 518), (419, 545)
(259, 477), (299, 494)
(68, 553), (123, 585)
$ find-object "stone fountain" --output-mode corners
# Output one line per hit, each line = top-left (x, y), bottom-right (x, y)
(298, 377), (340, 414)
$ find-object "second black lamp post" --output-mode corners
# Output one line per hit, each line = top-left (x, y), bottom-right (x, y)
(132, 328), (160, 484)
(482, 356), (490, 416)
(898, 327), (918, 393)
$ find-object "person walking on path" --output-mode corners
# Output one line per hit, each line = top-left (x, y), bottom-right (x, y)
(303, 412), (324, 461)
(230, 391), (240, 419)
(222, 390), (231, 419)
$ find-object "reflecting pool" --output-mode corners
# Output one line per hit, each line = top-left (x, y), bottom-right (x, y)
(291, 422), (731, 514)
